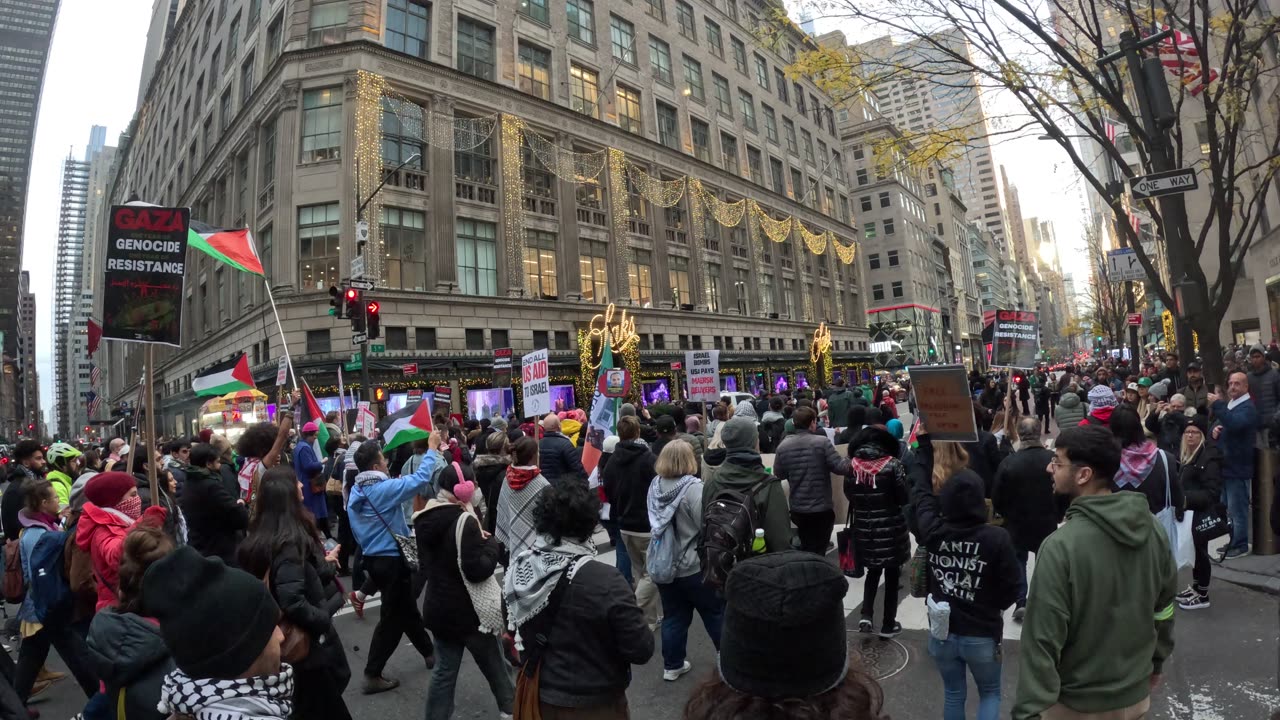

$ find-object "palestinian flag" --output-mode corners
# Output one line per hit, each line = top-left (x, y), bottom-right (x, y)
(380, 400), (434, 453)
(190, 220), (265, 276)
(193, 354), (256, 397)
(300, 382), (331, 458)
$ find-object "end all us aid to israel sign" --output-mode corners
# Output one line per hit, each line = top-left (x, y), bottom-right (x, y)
(522, 348), (550, 417)
(102, 205), (190, 346)
(686, 350), (721, 402)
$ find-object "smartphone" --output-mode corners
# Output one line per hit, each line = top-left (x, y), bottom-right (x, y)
(323, 539), (338, 553)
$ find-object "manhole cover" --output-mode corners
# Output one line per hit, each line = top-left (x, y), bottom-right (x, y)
(846, 633), (910, 680)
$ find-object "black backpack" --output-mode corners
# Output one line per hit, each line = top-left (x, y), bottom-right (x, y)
(758, 419), (785, 454)
(699, 479), (768, 588)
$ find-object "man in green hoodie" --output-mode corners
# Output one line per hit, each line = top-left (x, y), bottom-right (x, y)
(1013, 425), (1176, 720)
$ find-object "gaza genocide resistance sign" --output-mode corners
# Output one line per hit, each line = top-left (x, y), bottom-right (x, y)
(991, 309), (1040, 369)
(102, 205), (190, 346)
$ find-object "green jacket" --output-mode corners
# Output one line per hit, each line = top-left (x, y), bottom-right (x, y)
(47, 469), (74, 508)
(1013, 491), (1176, 719)
(702, 451), (793, 553)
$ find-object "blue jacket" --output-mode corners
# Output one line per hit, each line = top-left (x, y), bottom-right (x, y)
(293, 442), (328, 520)
(1212, 397), (1258, 480)
(348, 449), (443, 557)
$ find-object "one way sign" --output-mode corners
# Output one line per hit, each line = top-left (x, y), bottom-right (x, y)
(1129, 168), (1199, 200)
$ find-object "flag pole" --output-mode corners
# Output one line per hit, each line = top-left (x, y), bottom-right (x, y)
(145, 345), (159, 506)
(263, 278), (298, 391)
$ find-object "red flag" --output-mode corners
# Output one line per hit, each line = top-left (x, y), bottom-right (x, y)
(87, 319), (101, 357)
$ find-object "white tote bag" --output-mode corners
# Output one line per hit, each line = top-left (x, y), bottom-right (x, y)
(455, 512), (506, 635)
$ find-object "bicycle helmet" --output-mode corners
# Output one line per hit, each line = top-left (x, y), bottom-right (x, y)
(46, 442), (82, 469)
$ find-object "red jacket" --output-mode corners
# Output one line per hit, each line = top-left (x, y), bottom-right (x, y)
(75, 503), (165, 611)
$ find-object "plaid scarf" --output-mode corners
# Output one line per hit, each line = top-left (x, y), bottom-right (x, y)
(1116, 441), (1159, 488)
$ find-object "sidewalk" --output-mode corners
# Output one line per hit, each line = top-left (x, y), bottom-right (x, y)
(1215, 552), (1280, 596)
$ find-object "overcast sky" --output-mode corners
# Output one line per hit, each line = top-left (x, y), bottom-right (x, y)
(24, 0), (151, 430)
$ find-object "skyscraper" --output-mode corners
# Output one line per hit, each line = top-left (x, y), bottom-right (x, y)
(0, 0), (59, 437)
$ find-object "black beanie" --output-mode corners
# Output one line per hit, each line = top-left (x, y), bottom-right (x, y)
(141, 545), (280, 679)
(718, 551), (849, 699)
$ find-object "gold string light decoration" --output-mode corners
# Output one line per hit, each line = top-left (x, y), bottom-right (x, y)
(586, 303), (640, 370)
(751, 200), (793, 243)
(694, 182), (746, 227)
(833, 236), (857, 265)
(624, 161), (686, 207)
(355, 70), (389, 282)
(607, 149), (633, 295)
(500, 114), (528, 295)
(524, 123), (607, 182)
(687, 178), (710, 309)
(797, 221), (830, 255)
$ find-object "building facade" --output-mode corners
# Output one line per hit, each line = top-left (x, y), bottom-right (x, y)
(100, 0), (871, 433)
(15, 271), (38, 439)
(0, 0), (60, 438)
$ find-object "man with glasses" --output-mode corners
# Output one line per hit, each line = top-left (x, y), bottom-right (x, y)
(1013, 426), (1177, 720)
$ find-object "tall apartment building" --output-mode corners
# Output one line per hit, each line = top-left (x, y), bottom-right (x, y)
(17, 271), (38, 437)
(0, 0), (60, 438)
(100, 0), (869, 433)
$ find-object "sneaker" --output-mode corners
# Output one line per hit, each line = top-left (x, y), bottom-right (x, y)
(361, 675), (400, 695)
(1013, 604), (1026, 623)
(1224, 546), (1251, 560)
(878, 621), (902, 639)
(663, 661), (692, 682)
(27, 680), (50, 699)
(1178, 591), (1211, 610)
(858, 618), (872, 633)
(349, 591), (365, 619)
(499, 714), (513, 720)
(1176, 584), (1199, 602)
(36, 668), (65, 683)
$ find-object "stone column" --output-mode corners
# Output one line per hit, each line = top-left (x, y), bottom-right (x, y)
(270, 82), (299, 293)
(430, 95), (459, 293)
(554, 132), (584, 301)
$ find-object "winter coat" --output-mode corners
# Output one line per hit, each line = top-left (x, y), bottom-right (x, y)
(1248, 363), (1280, 422)
(347, 449), (443, 557)
(1145, 409), (1189, 455)
(647, 474), (704, 580)
(1180, 443), (1223, 514)
(1177, 380), (1212, 416)
(827, 388), (854, 431)
(961, 431), (1007, 498)
(539, 432), (585, 485)
(264, 543), (349, 686)
(85, 609), (173, 720)
(472, 453), (509, 536)
(773, 430), (851, 513)
(134, 474), (185, 543)
(217, 462), (241, 500)
(413, 500), (501, 640)
(701, 449), (793, 552)
(179, 466), (248, 566)
(601, 441), (657, 534)
(1211, 397), (1259, 480)
(76, 502), (149, 611)
(991, 446), (1064, 553)
(2, 466), (35, 541)
(843, 426), (910, 568)
(914, 468), (1021, 640)
(538, 560), (655, 708)
(1053, 393), (1085, 429)
(293, 443), (328, 520)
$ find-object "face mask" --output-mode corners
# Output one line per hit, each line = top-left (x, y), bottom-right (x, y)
(115, 494), (143, 520)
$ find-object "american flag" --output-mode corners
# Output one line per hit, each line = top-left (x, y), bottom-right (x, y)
(1104, 120), (1117, 144)
(1158, 26), (1219, 96)
(85, 390), (100, 417)
(90, 365), (100, 388)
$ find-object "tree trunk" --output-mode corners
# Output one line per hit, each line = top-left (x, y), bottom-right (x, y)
(1192, 314), (1226, 390)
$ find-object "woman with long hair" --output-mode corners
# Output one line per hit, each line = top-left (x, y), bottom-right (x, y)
(1175, 415), (1223, 610)
(239, 466), (351, 720)
(1109, 405), (1184, 516)
(845, 426), (911, 638)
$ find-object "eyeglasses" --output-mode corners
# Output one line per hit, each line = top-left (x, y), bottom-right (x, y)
(1048, 457), (1077, 471)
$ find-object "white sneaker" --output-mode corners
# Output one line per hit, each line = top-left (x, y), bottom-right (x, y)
(663, 660), (692, 681)
(499, 713), (513, 720)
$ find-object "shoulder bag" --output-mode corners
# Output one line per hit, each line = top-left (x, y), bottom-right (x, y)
(454, 512), (505, 635)
(368, 498), (419, 573)
(513, 558), (587, 720)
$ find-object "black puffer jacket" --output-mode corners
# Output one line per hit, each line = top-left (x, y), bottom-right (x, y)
(414, 500), (501, 640)
(267, 543), (349, 684)
(843, 426), (910, 568)
(601, 441), (657, 534)
(991, 446), (1065, 554)
(773, 430), (851, 513)
(85, 609), (173, 720)
(1145, 410), (1189, 454)
(179, 466), (248, 565)
(1180, 442), (1223, 514)
(472, 453), (510, 536)
(914, 468), (1021, 640)
(537, 560), (654, 708)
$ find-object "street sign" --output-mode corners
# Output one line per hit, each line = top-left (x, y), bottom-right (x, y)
(348, 279), (375, 291)
(370, 344), (385, 353)
(1129, 168), (1199, 200)
(670, 361), (683, 371)
(1127, 312), (1143, 327)
(355, 219), (370, 244)
(351, 332), (368, 345)
(343, 360), (362, 372)
(402, 362), (418, 376)
(351, 352), (362, 363)
(350, 254), (365, 281)
(1106, 248), (1146, 282)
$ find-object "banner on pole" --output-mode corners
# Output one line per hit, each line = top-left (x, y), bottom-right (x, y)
(991, 310), (1040, 369)
(102, 205), (190, 346)
(906, 364), (979, 443)
(522, 348), (551, 417)
(433, 386), (452, 411)
(685, 350), (720, 402)
(494, 348), (513, 388)
(275, 357), (288, 386)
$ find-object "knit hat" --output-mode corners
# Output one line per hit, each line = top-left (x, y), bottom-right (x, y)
(491, 417), (508, 431)
(300, 421), (319, 434)
(719, 551), (849, 699)
(602, 435), (620, 454)
(1149, 379), (1171, 400)
(721, 416), (758, 451)
(1186, 414), (1209, 435)
(142, 546), (280, 680)
(1087, 385), (1118, 411)
(886, 418), (904, 440)
(84, 471), (137, 508)
(618, 403), (637, 418)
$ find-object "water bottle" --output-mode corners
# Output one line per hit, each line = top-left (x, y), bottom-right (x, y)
(751, 528), (766, 554)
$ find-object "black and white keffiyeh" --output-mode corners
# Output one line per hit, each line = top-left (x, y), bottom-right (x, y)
(503, 533), (595, 637)
(157, 665), (294, 719)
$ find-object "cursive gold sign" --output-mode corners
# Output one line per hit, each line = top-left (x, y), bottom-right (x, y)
(810, 322), (832, 364)
(587, 303), (639, 369)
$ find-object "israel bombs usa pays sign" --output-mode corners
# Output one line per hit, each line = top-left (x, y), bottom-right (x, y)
(686, 350), (720, 402)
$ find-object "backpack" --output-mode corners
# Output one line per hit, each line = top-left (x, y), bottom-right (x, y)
(646, 479), (697, 585)
(3, 538), (24, 604)
(758, 419), (785, 454)
(698, 479), (768, 589)
(27, 529), (71, 622)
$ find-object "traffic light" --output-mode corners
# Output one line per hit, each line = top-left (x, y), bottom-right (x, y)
(346, 288), (365, 333)
(373, 386), (387, 402)
(328, 286), (344, 318)
(366, 300), (381, 339)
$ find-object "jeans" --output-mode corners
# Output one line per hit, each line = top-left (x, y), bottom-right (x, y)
(14, 609), (98, 703)
(1014, 547), (1030, 605)
(621, 532), (660, 626)
(1222, 476), (1251, 551)
(363, 554), (434, 677)
(602, 520), (633, 586)
(424, 632), (514, 720)
(791, 509), (835, 555)
(861, 565), (900, 628)
(657, 573), (724, 670)
(928, 634), (1003, 720)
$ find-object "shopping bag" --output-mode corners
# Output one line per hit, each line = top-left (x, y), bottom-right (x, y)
(1192, 506), (1231, 544)
(1174, 513), (1195, 569)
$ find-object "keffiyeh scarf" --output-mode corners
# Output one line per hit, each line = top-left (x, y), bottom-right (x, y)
(157, 666), (294, 720)
(504, 533), (595, 638)
(1115, 441), (1159, 488)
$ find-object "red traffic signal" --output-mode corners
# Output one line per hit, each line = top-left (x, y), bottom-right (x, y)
(366, 301), (381, 339)
(366, 301), (380, 314)
(345, 288), (359, 302)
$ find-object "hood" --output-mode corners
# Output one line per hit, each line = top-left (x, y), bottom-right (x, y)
(75, 501), (133, 551)
(472, 453), (510, 470)
(412, 498), (465, 545)
(561, 419), (582, 437)
(184, 466), (217, 485)
(647, 475), (698, 535)
(849, 425), (901, 459)
(939, 470), (988, 526)
(17, 509), (58, 531)
(1066, 491), (1158, 548)
(610, 440), (652, 466)
(1058, 392), (1081, 409)
(87, 609), (172, 686)
(714, 453), (772, 487)
(760, 410), (785, 424)
(703, 447), (727, 468)
(733, 400), (758, 421)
